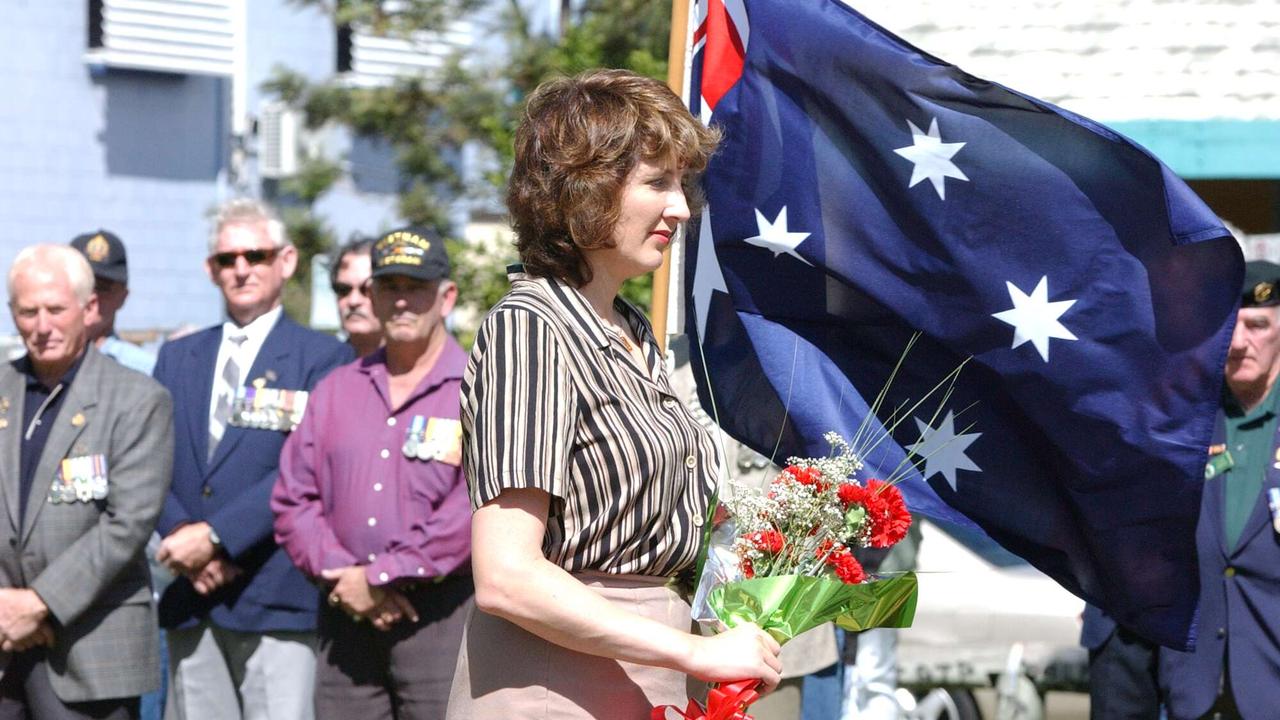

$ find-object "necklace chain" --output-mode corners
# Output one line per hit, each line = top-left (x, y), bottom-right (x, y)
(594, 303), (639, 355)
(601, 316), (636, 354)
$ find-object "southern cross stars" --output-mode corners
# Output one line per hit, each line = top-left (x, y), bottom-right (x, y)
(992, 276), (1078, 362)
(893, 118), (969, 200)
(910, 411), (981, 491)
(744, 207), (811, 265)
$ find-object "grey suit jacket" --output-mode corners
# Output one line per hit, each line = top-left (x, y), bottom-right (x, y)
(0, 347), (173, 702)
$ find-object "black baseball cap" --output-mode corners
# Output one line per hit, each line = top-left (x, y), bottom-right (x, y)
(70, 230), (128, 284)
(370, 226), (450, 281)
(1242, 260), (1280, 308)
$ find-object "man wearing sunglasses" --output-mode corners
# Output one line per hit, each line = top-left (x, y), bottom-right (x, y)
(273, 227), (472, 719)
(151, 199), (352, 720)
(329, 237), (382, 358)
(68, 230), (155, 376)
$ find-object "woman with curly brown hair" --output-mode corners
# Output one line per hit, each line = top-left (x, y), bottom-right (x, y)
(446, 69), (783, 718)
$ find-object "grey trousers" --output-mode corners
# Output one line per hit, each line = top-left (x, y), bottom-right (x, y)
(316, 577), (473, 720)
(163, 622), (316, 720)
(0, 649), (138, 720)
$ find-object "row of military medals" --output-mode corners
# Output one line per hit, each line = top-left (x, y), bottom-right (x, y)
(230, 385), (309, 432)
(402, 416), (434, 461)
(402, 417), (463, 465)
(50, 455), (108, 504)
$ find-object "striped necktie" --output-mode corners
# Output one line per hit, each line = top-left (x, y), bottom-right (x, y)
(208, 333), (246, 461)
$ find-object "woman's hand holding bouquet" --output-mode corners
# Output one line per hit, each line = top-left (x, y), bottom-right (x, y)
(653, 433), (918, 720)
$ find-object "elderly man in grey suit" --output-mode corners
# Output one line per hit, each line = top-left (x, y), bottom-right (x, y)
(0, 244), (174, 719)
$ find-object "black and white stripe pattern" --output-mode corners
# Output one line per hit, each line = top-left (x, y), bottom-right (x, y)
(461, 272), (720, 577)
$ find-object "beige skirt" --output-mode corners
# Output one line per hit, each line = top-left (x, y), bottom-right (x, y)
(445, 572), (693, 719)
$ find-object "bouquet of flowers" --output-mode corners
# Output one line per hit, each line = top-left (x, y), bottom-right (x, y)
(653, 433), (919, 720)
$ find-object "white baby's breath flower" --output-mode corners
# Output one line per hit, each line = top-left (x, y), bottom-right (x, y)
(723, 433), (884, 578)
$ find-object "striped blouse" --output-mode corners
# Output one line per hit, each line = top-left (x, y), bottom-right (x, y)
(461, 271), (721, 577)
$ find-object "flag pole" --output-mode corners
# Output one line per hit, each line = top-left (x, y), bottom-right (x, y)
(653, 0), (691, 353)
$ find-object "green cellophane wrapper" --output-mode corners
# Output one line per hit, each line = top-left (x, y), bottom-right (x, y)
(708, 572), (918, 644)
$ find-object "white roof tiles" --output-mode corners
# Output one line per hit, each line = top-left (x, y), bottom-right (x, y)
(846, 0), (1280, 121)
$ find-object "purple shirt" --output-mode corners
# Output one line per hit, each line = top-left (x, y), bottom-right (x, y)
(272, 339), (471, 587)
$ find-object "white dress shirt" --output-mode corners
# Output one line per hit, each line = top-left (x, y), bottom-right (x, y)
(207, 305), (283, 438)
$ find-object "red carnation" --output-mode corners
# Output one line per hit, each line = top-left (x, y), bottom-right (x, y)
(746, 529), (785, 555)
(833, 554), (865, 584)
(741, 557), (755, 579)
(864, 480), (911, 548)
(814, 538), (836, 559)
(837, 482), (865, 509)
(824, 548), (866, 584)
(782, 465), (827, 491)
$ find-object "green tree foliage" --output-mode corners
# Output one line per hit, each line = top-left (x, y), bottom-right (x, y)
(279, 206), (334, 322)
(271, 0), (673, 336)
(444, 235), (514, 348)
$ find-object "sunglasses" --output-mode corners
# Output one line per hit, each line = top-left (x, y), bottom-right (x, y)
(331, 280), (373, 298)
(209, 248), (279, 269)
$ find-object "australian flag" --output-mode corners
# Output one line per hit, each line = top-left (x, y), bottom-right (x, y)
(684, 0), (1243, 649)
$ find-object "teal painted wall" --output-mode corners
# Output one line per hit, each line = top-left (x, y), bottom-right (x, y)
(1110, 120), (1280, 180)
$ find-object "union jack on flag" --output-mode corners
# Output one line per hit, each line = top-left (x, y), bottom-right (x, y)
(689, 0), (746, 122)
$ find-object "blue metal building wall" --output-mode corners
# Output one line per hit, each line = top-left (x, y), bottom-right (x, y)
(0, 2), (227, 335)
(0, 1), (405, 336)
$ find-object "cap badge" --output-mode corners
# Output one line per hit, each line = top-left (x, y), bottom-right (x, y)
(85, 234), (110, 263)
(375, 230), (429, 267)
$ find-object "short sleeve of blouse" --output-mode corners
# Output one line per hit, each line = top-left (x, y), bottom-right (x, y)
(462, 307), (577, 509)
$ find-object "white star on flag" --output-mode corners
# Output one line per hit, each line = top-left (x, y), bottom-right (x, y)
(744, 207), (812, 265)
(893, 118), (969, 200)
(691, 206), (728, 341)
(910, 411), (982, 491)
(992, 276), (1078, 362)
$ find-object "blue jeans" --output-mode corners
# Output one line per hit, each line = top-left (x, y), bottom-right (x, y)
(139, 629), (168, 720)
(802, 629), (846, 719)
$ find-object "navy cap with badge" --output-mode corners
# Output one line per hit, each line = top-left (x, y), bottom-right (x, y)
(370, 226), (450, 281)
(69, 230), (129, 285)
(1241, 260), (1280, 308)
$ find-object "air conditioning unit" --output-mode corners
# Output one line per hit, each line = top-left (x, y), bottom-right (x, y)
(259, 102), (300, 179)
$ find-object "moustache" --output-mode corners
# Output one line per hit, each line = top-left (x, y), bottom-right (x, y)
(343, 308), (373, 321)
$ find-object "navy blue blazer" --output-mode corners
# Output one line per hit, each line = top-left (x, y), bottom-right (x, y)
(152, 314), (351, 633)
(1159, 413), (1280, 720)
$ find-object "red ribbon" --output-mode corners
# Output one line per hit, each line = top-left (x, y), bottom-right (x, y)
(651, 680), (760, 720)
